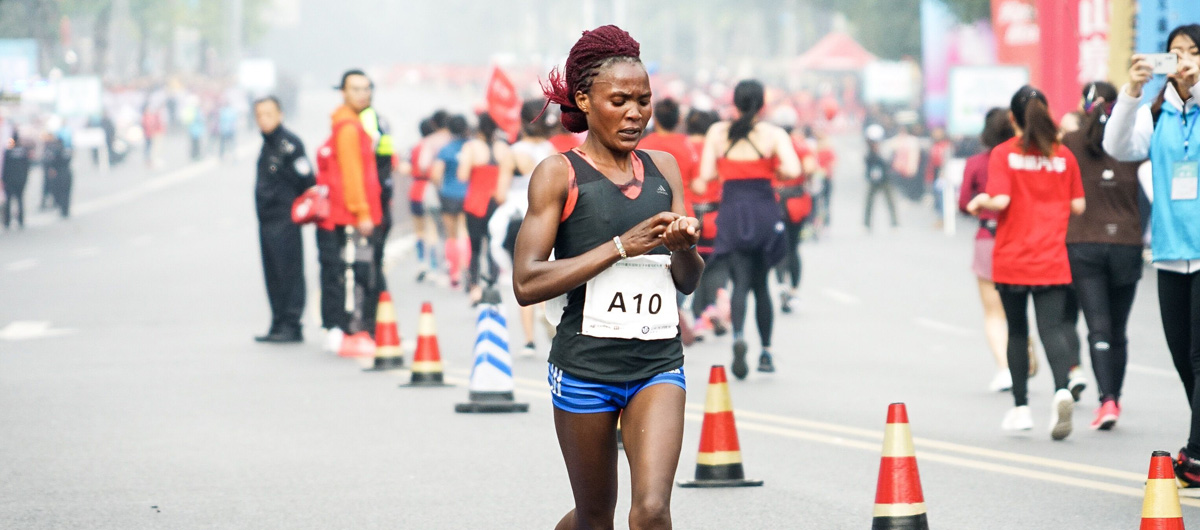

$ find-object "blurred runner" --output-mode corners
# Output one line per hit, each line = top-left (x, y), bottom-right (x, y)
(814, 127), (837, 229)
(683, 109), (729, 338)
(694, 79), (800, 379)
(960, 108), (1030, 392)
(218, 100), (238, 161)
(773, 111), (818, 314)
(496, 99), (557, 357)
(513, 26), (701, 529)
(408, 118), (438, 282)
(967, 86), (1086, 440)
(1063, 81), (1145, 431)
(460, 111), (513, 303)
(430, 114), (470, 289)
(253, 96), (314, 343)
(863, 124), (898, 231)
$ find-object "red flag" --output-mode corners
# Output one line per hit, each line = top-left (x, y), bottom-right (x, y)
(486, 66), (521, 143)
(1036, 0), (1081, 122)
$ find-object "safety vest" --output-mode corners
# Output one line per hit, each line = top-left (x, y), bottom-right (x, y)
(359, 107), (395, 157)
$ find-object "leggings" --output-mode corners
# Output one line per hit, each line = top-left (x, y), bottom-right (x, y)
(998, 286), (1076, 407)
(691, 254), (728, 320)
(1075, 278), (1137, 403)
(725, 251), (773, 348)
(776, 219), (803, 289)
(465, 202), (498, 289)
(1158, 270), (1200, 456)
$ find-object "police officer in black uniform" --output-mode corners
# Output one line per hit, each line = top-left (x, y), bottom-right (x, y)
(253, 96), (315, 343)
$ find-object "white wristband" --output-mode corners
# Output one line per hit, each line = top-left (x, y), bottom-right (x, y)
(613, 236), (627, 259)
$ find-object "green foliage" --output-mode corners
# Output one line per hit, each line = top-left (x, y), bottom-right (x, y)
(0, 0), (56, 40)
(811, 0), (992, 60)
(945, 0), (992, 22)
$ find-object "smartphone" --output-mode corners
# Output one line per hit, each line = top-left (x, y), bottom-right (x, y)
(1147, 53), (1179, 75)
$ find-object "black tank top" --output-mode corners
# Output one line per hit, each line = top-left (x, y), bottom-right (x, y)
(548, 150), (683, 382)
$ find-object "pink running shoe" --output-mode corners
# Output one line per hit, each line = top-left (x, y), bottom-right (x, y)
(1090, 400), (1120, 431)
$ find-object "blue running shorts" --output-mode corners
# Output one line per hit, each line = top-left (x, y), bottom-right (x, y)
(548, 363), (686, 413)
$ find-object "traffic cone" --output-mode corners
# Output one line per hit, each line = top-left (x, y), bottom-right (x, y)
(678, 365), (763, 488)
(456, 287), (528, 413)
(400, 302), (450, 387)
(1141, 450), (1185, 529)
(364, 291), (404, 371)
(337, 331), (375, 358)
(871, 403), (929, 530)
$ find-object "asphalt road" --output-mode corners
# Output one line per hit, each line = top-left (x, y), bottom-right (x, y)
(2, 93), (1196, 529)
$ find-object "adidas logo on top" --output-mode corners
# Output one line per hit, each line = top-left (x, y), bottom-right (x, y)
(657, 184), (669, 196)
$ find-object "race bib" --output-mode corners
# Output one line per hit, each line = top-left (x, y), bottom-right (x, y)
(1171, 161), (1199, 201)
(582, 254), (678, 340)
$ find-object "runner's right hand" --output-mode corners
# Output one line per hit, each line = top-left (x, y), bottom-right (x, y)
(1128, 54), (1153, 98)
(618, 212), (676, 258)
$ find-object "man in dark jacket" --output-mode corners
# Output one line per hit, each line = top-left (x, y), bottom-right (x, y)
(42, 132), (73, 218)
(2, 131), (31, 229)
(253, 96), (315, 343)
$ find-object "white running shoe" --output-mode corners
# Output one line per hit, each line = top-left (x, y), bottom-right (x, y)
(1001, 406), (1033, 431)
(323, 328), (344, 354)
(989, 370), (1013, 392)
(1068, 366), (1088, 402)
(520, 342), (537, 359)
(1050, 389), (1075, 441)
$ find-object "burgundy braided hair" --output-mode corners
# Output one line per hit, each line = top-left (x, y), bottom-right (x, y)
(541, 25), (642, 133)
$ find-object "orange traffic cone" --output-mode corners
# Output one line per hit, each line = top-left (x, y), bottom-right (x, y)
(400, 302), (449, 387)
(871, 403), (928, 530)
(1141, 451), (1185, 529)
(678, 365), (762, 488)
(338, 331), (375, 358)
(364, 291), (403, 371)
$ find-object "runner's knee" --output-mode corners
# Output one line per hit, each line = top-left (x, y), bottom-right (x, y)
(628, 496), (670, 530)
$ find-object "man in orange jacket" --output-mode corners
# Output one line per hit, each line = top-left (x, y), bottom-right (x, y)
(317, 69), (384, 353)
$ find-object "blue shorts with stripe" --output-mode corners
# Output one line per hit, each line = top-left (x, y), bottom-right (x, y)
(547, 363), (686, 413)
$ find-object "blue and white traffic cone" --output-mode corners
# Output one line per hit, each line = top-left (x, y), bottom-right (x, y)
(455, 287), (529, 413)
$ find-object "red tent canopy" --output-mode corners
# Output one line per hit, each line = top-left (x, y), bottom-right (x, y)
(795, 32), (878, 71)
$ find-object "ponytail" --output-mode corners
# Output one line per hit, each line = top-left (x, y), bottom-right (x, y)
(1021, 99), (1058, 158)
(729, 80), (764, 143)
(1010, 85), (1057, 157)
(1081, 105), (1110, 158)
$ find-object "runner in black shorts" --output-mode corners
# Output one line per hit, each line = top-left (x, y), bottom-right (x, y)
(513, 25), (703, 530)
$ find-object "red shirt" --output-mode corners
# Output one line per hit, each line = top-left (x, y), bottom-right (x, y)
(408, 144), (428, 203)
(779, 137), (812, 189)
(689, 137), (721, 204)
(817, 147), (836, 176)
(549, 133), (583, 153)
(639, 132), (697, 200)
(959, 151), (998, 240)
(985, 138), (1084, 286)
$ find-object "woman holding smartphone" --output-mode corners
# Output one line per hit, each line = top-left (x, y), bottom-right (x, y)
(1103, 23), (1200, 485)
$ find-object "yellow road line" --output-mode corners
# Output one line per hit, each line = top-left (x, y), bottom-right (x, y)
(388, 367), (1184, 506)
